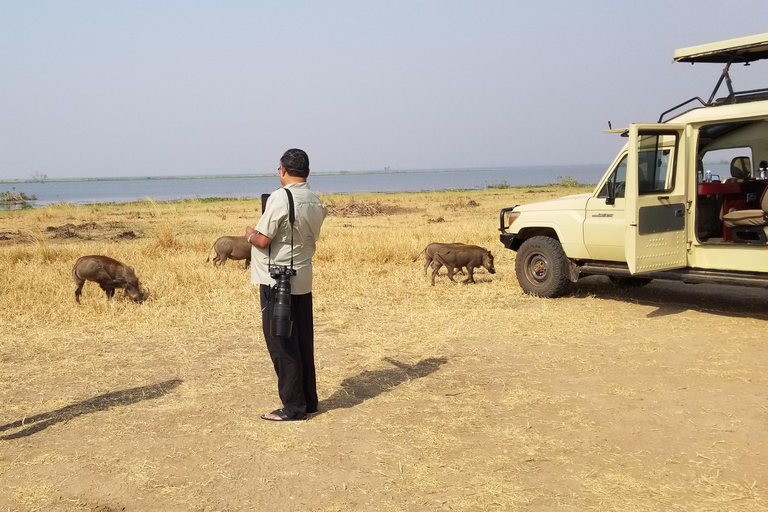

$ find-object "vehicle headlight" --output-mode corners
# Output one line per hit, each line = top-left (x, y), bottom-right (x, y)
(507, 211), (521, 226)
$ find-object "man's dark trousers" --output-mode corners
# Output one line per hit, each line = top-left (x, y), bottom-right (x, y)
(260, 284), (318, 419)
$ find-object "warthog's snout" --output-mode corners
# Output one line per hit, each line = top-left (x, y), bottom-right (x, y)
(485, 253), (496, 274)
(124, 283), (145, 303)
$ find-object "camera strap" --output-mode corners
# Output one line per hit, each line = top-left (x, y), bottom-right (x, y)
(268, 187), (296, 271)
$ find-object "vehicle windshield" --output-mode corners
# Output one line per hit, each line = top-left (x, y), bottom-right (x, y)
(598, 155), (627, 199)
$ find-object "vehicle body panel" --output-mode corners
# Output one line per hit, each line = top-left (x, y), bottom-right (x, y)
(509, 194), (592, 259)
(583, 196), (626, 261)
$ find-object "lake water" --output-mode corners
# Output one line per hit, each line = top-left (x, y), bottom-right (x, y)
(1, 165), (607, 208)
(2, 162), (737, 210)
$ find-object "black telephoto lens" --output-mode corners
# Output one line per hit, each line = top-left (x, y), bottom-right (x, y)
(271, 273), (293, 337)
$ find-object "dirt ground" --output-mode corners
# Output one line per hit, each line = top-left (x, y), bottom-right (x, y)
(2, 195), (768, 511)
(3, 280), (767, 511)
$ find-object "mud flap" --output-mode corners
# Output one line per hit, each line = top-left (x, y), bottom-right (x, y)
(565, 259), (580, 283)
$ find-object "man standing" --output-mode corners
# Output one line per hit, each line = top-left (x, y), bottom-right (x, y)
(246, 149), (327, 421)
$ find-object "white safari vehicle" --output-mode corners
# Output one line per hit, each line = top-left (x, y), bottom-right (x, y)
(499, 33), (768, 297)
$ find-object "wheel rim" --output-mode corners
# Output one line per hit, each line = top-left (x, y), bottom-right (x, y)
(525, 251), (550, 284)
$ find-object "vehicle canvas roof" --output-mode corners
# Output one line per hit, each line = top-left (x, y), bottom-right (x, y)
(674, 32), (768, 64)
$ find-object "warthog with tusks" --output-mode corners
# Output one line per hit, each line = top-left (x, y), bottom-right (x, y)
(207, 236), (252, 269)
(72, 255), (145, 303)
(430, 245), (495, 285)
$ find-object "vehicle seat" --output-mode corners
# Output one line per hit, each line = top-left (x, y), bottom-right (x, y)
(722, 186), (768, 244)
(725, 156), (752, 183)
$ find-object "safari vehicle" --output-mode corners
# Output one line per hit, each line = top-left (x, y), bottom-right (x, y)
(499, 32), (768, 297)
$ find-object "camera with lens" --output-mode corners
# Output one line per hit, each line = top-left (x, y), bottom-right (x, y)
(269, 265), (297, 338)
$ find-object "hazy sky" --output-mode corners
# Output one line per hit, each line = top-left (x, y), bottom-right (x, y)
(2, 1), (767, 180)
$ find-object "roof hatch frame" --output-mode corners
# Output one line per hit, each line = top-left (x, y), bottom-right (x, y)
(658, 33), (768, 122)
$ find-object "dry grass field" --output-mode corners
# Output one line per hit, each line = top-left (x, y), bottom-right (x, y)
(1, 185), (767, 511)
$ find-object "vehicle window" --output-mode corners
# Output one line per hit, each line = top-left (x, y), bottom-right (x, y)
(597, 155), (627, 198)
(637, 133), (677, 194)
(700, 147), (753, 182)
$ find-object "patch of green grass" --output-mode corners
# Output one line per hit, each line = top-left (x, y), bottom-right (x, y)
(485, 181), (511, 189)
(186, 196), (247, 204)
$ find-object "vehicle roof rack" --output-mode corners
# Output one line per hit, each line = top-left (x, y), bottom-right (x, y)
(658, 33), (768, 122)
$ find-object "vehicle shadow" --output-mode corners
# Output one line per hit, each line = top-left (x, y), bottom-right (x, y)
(0, 379), (183, 440)
(572, 275), (768, 320)
(318, 357), (448, 414)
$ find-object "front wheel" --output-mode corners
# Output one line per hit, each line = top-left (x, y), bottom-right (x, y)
(515, 236), (572, 297)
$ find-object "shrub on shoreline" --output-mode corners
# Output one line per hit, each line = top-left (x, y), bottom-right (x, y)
(1, 188), (36, 202)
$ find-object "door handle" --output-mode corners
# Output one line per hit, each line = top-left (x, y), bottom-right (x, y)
(675, 209), (684, 218)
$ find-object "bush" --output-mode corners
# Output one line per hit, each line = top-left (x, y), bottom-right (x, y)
(556, 176), (580, 187)
(1, 188), (37, 202)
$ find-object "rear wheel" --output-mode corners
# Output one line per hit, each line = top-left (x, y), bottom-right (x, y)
(515, 236), (571, 297)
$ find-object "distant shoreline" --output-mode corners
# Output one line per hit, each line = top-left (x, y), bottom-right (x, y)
(1, 161), (732, 185)
(0, 163), (615, 208)
(0, 184), (598, 211)
(0, 165), (604, 185)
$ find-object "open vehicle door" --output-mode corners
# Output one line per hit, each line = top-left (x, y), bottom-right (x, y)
(625, 124), (688, 274)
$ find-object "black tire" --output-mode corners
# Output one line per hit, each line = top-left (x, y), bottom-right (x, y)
(515, 236), (572, 297)
(608, 276), (653, 288)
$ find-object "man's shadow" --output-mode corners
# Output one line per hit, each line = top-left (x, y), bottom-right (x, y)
(0, 379), (182, 440)
(319, 357), (447, 413)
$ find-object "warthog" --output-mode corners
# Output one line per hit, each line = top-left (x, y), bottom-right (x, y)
(72, 255), (145, 304)
(423, 242), (467, 274)
(430, 244), (495, 285)
(207, 236), (252, 269)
